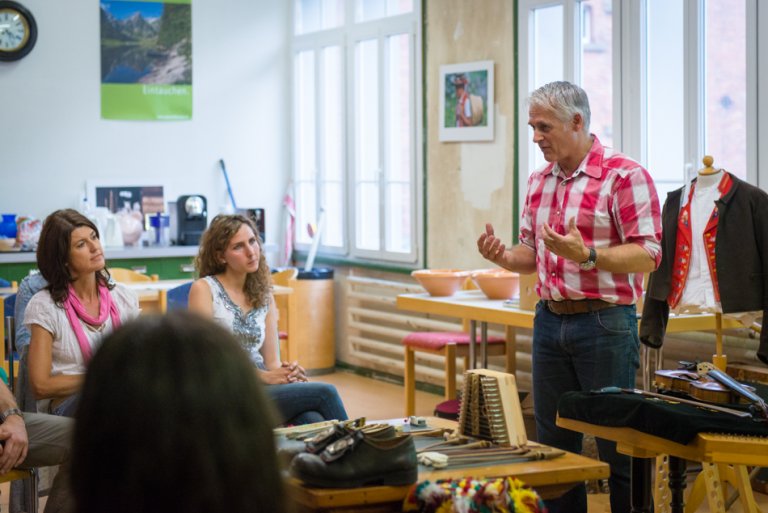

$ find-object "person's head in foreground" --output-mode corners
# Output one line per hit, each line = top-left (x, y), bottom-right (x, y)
(71, 311), (287, 513)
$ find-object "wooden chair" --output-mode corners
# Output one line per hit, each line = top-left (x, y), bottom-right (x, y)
(402, 278), (513, 416)
(1, 469), (39, 513)
(271, 268), (298, 360)
(109, 268), (159, 283)
(0, 294), (20, 387)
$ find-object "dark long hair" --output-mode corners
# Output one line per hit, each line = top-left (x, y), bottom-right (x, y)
(36, 209), (113, 304)
(195, 214), (271, 308)
(71, 312), (287, 513)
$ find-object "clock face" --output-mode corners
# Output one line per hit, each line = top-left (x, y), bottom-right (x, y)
(0, 8), (30, 52)
(0, 1), (36, 61)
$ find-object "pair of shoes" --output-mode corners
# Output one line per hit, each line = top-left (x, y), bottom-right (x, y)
(290, 431), (418, 488)
(278, 421), (397, 466)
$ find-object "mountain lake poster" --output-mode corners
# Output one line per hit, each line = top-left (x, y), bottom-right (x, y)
(100, 0), (192, 120)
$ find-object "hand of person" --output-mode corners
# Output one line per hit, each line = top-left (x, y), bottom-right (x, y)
(541, 218), (589, 263)
(477, 223), (507, 266)
(260, 367), (297, 385)
(282, 361), (308, 382)
(0, 416), (28, 474)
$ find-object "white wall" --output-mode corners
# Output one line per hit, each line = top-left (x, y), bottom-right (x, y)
(0, 0), (290, 250)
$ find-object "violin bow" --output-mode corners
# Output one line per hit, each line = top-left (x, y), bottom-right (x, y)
(598, 387), (752, 418)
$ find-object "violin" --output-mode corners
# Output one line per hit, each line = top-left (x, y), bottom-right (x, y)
(655, 363), (768, 420)
(654, 369), (756, 405)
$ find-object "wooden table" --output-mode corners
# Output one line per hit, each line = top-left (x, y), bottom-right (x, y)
(557, 415), (768, 513)
(287, 417), (609, 512)
(396, 291), (742, 371)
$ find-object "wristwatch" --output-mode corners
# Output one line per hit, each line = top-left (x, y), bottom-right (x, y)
(579, 247), (597, 271)
(0, 408), (24, 423)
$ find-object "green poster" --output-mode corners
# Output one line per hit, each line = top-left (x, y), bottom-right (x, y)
(100, 0), (192, 120)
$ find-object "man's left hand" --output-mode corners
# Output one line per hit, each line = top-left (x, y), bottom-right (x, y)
(0, 416), (28, 474)
(541, 218), (589, 263)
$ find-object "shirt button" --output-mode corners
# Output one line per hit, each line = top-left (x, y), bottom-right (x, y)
(550, 272), (555, 277)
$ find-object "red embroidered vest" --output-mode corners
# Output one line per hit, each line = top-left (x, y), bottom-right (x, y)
(667, 173), (733, 308)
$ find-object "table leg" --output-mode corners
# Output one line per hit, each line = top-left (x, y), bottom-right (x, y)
(668, 456), (687, 513)
(469, 320), (477, 370)
(631, 456), (653, 513)
(481, 322), (488, 369)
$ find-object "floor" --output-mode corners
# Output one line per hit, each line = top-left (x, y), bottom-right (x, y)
(0, 370), (764, 512)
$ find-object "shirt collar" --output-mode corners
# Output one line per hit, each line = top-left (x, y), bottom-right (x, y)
(543, 135), (603, 179)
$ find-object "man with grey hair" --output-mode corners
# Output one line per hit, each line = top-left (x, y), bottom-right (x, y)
(477, 81), (662, 513)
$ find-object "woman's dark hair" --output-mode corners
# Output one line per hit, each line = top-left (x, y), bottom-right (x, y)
(71, 312), (287, 513)
(36, 209), (113, 304)
(195, 214), (271, 308)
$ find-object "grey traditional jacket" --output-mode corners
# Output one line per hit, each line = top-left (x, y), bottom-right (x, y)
(639, 173), (768, 365)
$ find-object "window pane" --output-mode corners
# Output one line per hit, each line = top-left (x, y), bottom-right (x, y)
(579, 0), (613, 148)
(704, 0), (747, 179)
(355, 40), (380, 182)
(385, 182), (410, 253)
(646, 0), (685, 200)
(356, 183), (380, 250)
(321, 46), (343, 182)
(530, 5), (563, 172)
(387, 34), (411, 183)
(296, 183), (316, 245)
(295, 51), (316, 182)
(295, 0), (344, 34)
(356, 0), (413, 22)
(321, 181), (344, 247)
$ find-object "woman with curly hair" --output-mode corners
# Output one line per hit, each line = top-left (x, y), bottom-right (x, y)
(189, 214), (348, 425)
(26, 209), (139, 417)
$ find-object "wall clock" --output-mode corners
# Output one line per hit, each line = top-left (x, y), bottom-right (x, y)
(0, 1), (37, 62)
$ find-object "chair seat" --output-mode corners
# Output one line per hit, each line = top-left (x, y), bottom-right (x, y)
(402, 331), (506, 350)
(278, 331), (288, 340)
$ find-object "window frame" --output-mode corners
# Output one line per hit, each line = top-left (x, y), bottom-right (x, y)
(290, 1), (424, 266)
(517, 0), (763, 220)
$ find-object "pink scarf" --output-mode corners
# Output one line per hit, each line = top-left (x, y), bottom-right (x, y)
(63, 283), (121, 363)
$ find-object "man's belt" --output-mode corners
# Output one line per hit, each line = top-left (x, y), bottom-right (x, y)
(546, 299), (617, 315)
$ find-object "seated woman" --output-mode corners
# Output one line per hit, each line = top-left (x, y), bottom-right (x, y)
(25, 209), (139, 417)
(71, 312), (288, 513)
(189, 214), (348, 425)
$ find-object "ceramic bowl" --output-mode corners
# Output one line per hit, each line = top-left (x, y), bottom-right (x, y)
(411, 269), (470, 297)
(472, 269), (520, 300)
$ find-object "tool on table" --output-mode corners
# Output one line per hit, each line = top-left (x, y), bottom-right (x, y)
(458, 369), (527, 447)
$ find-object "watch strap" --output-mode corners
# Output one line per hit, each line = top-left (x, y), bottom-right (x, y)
(0, 408), (24, 422)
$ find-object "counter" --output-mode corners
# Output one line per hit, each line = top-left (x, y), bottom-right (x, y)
(0, 243), (277, 281)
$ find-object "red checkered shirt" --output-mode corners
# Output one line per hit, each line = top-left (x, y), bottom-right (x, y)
(519, 136), (662, 305)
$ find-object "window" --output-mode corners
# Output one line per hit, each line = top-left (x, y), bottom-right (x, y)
(292, 0), (422, 264)
(518, 0), (761, 211)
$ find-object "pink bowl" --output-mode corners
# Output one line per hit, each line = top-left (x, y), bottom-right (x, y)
(411, 269), (470, 297)
(472, 270), (520, 300)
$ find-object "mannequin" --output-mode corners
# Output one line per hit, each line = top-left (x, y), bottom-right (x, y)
(640, 157), (768, 367)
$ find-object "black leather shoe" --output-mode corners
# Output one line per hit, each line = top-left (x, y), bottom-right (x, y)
(290, 432), (417, 488)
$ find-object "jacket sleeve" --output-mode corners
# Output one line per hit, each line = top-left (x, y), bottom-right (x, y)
(639, 297), (669, 348)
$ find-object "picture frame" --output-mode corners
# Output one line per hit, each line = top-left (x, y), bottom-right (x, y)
(87, 180), (165, 216)
(439, 60), (495, 142)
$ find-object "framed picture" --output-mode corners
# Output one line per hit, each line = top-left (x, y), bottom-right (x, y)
(87, 180), (165, 216)
(439, 60), (494, 142)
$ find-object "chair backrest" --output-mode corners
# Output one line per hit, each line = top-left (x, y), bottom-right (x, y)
(271, 267), (298, 287)
(159, 282), (193, 313)
(109, 268), (159, 283)
(1, 293), (17, 389)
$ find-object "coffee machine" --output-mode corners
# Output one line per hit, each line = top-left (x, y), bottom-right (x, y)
(176, 195), (207, 245)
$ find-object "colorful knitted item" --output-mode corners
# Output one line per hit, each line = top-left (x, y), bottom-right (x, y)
(402, 476), (547, 513)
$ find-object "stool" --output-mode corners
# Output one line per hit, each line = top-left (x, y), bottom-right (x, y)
(402, 330), (510, 416)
